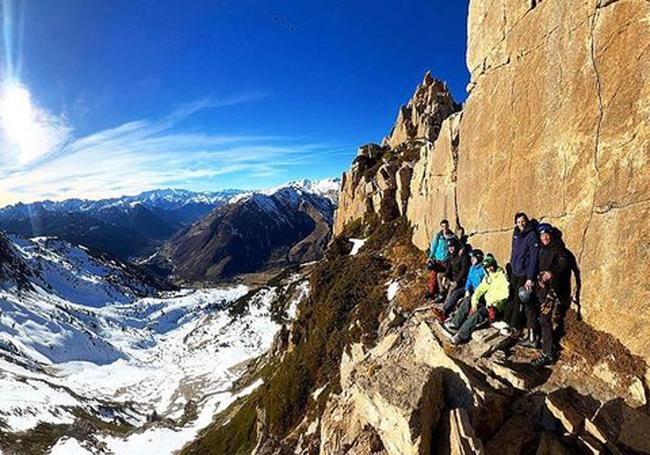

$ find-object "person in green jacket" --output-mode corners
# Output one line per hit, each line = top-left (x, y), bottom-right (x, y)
(445, 254), (510, 345)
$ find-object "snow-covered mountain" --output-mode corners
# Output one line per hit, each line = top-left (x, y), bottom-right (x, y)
(262, 178), (340, 204)
(0, 189), (246, 260)
(0, 232), (309, 454)
(158, 179), (340, 283)
(0, 182), (338, 264)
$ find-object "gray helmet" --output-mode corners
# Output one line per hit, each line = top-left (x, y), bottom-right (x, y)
(518, 286), (532, 304)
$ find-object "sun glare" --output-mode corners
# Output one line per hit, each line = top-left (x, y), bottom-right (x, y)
(0, 80), (68, 165)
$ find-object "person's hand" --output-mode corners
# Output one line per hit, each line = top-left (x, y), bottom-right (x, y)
(541, 271), (552, 282)
(524, 279), (533, 292)
(488, 307), (497, 322)
(465, 291), (470, 298)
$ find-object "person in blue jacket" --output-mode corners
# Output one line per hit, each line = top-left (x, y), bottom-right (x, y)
(425, 219), (457, 300)
(503, 212), (539, 339)
(440, 249), (486, 318)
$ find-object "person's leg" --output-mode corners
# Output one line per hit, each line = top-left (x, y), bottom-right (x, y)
(554, 291), (570, 341)
(457, 307), (488, 342)
(502, 298), (515, 326)
(443, 287), (465, 315)
(540, 307), (554, 356)
(449, 297), (470, 328)
(523, 292), (540, 344)
(428, 270), (438, 296)
(508, 275), (527, 330)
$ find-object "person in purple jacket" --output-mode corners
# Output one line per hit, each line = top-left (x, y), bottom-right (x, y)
(503, 212), (539, 340)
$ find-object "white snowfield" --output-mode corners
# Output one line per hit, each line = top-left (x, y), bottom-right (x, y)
(0, 234), (307, 454)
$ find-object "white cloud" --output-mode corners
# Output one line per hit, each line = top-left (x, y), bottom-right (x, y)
(0, 80), (71, 167)
(0, 94), (347, 205)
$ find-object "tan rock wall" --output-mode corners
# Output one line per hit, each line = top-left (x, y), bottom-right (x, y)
(407, 113), (462, 250)
(409, 0), (650, 361)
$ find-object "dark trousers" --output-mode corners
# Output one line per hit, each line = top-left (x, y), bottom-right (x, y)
(554, 291), (570, 338)
(443, 287), (466, 316)
(503, 274), (530, 331)
(550, 290), (570, 352)
(450, 297), (492, 342)
(538, 287), (560, 356)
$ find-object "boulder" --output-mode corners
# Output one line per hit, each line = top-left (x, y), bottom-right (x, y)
(320, 395), (371, 455)
(545, 394), (584, 435)
(350, 350), (444, 455)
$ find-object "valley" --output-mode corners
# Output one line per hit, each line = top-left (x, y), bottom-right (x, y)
(0, 232), (310, 454)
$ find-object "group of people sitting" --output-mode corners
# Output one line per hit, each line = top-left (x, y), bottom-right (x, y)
(425, 213), (580, 367)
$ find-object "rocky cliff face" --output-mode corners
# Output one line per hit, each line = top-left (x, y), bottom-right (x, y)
(336, 0), (650, 364)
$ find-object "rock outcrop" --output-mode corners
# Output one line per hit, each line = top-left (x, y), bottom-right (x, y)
(322, 330), (444, 455)
(334, 74), (460, 235)
(383, 72), (461, 149)
(319, 309), (650, 455)
(335, 0), (650, 364)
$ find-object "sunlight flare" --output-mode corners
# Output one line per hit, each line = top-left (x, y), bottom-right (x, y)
(0, 79), (69, 165)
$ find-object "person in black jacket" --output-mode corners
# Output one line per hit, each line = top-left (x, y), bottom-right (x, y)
(503, 212), (539, 338)
(531, 223), (569, 367)
(435, 242), (471, 317)
(432, 238), (462, 303)
(551, 229), (582, 340)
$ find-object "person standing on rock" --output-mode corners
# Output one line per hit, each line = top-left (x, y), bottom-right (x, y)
(426, 219), (457, 301)
(531, 223), (570, 366)
(503, 212), (539, 339)
(445, 254), (509, 345)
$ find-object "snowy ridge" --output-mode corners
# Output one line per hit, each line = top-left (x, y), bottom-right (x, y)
(0, 234), (310, 454)
(0, 188), (245, 215)
(262, 177), (340, 204)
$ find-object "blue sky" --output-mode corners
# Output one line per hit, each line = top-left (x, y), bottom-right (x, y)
(0, 0), (469, 204)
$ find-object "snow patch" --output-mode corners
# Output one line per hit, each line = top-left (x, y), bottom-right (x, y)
(349, 238), (367, 256)
(387, 281), (400, 301)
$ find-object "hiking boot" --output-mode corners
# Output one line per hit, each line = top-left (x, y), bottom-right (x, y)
(531, 353), (554, 368)
(518, 337), (539, 349)
(444, 321), (458, 333)
(450, 333), (462, 346)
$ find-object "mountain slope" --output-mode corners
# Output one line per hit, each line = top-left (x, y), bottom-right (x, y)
(161, 179), (339, 283)
(0, 189), (244, 260)
(0, 231), (310, 454)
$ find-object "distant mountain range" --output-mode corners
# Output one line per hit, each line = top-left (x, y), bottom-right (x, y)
(0, 179), (340, 281)
(0, 189), (245, 260)
(153, 179), (340, 283)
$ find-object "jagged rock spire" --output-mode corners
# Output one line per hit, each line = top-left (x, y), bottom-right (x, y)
(383, 71), (461, 149)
